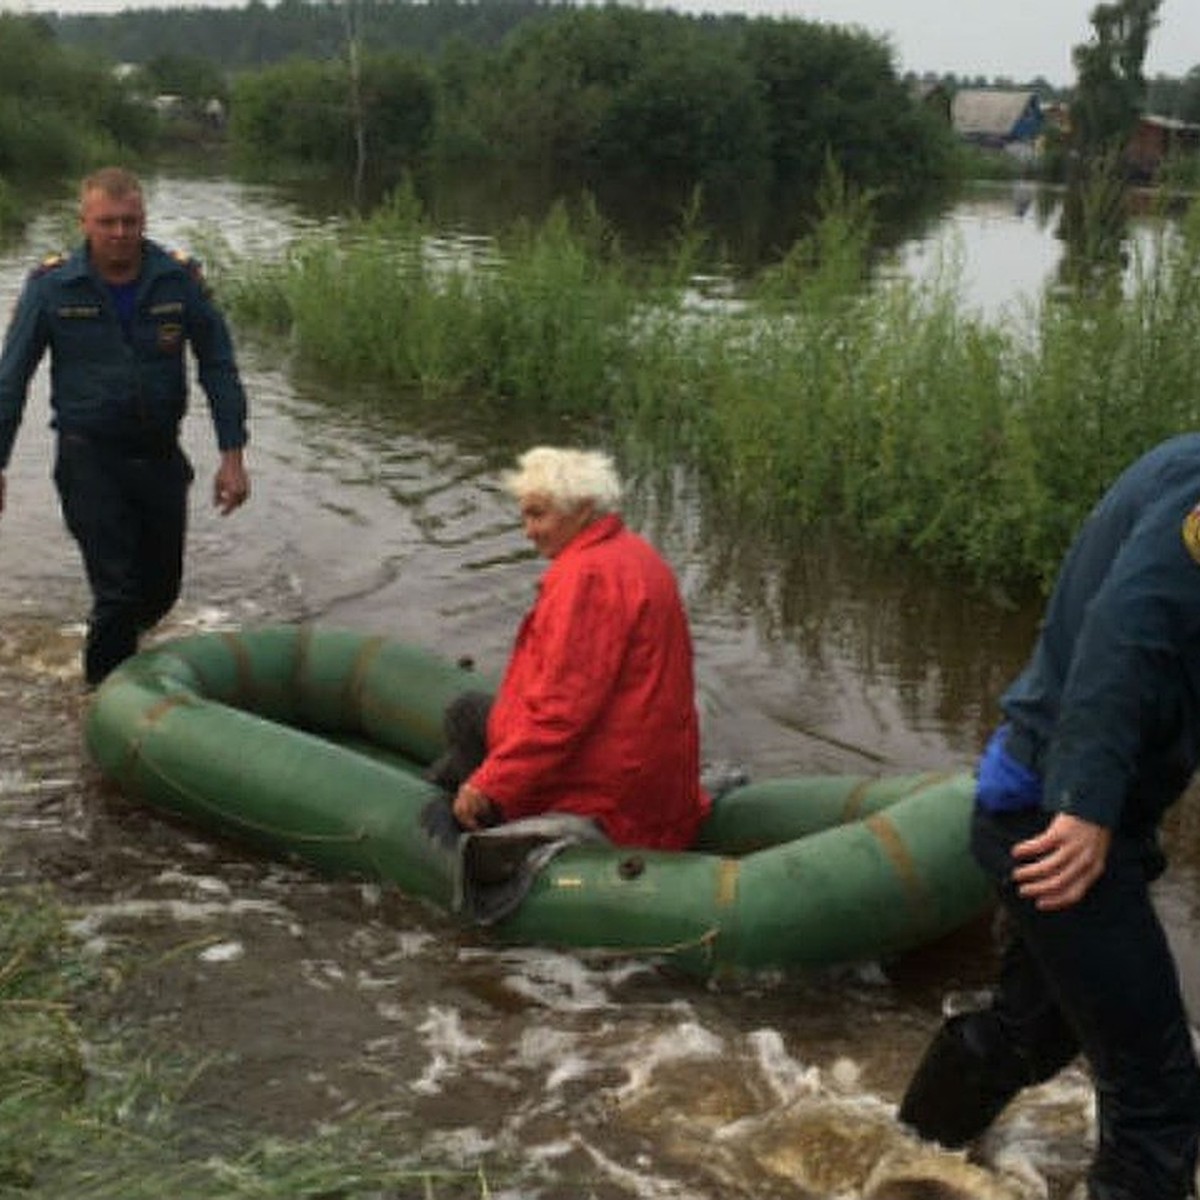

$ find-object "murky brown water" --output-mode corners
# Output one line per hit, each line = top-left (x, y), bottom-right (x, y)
(2, 173), (1193, 1198)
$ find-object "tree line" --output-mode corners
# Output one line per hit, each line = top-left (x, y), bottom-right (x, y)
(7, 0), (1195, 251)
(50, 0), (554, 73)
(224, 6), (960, 222)
(0, 2), (961, 242)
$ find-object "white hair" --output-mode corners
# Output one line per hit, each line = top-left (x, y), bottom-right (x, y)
(502, 446), (623, 513)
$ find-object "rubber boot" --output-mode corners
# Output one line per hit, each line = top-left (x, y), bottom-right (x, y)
(898, 1014), (1025, 1148)
(426, 690), (491, 791)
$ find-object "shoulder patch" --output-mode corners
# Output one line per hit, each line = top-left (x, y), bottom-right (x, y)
(170, 248), (211, 297)
(31, 252), (66, 278)
(1182, 501), (1200, 565)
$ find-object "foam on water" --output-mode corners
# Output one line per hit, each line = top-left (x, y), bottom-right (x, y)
(69, 897), (288, 938)
(412, 1004), (490, 1095)
(577, 1138), (712, 1199)
(360, 953), (1050, 1197)
(199, 940), (245, 964)
(0, 770), (76, 797)
(472, 944), (655, 1012)
(746, 1026), (823, 1104)
(153, 868), (233, 898)
(615, 1021), (725, 1100)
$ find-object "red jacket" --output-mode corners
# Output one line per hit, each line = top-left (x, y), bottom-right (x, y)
(470, 513), (710, 849)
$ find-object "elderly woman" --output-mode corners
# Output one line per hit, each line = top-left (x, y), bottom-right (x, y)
(447, 446), (710, 850)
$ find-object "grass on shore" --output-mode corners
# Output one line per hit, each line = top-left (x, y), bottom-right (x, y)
(0, 886), (503, 1199)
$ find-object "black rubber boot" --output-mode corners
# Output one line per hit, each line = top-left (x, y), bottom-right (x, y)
(426, 690), (492, 791)
(898, 1014), (1026, 1148)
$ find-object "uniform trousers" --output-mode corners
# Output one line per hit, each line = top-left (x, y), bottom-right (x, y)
(53, 431), (193, 685)
(967, 807), (1200, 1200)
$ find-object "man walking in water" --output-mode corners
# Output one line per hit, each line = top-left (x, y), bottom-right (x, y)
(900, 434), (1200, 1200)
(0, 166), (250, 685)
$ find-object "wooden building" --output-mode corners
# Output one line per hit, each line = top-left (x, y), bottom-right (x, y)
(951, 89), (1044, 149)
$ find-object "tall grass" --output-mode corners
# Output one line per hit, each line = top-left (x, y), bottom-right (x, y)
(220, 183), (647, 416)
(219, 185), (1200, 591)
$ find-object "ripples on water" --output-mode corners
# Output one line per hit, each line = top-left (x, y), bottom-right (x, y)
(0, 173), (1183, 1198)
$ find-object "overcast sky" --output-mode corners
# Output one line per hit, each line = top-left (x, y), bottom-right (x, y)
(6, 0), (1199, 86)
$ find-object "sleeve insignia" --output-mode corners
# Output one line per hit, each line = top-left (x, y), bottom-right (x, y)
(31, 252), (66, 278)
(1182, 501), (1200, 565)
(170, 249), (212, 297)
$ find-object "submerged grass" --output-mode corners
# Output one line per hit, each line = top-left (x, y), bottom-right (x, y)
(0, 886), (510, 1199)
(218, 183), (648, 418)
(217, 183), (1200, 591)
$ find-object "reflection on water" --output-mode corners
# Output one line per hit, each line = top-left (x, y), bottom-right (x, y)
(0, 172), (1193, 1198)
(891, 184), (1067, 321)
(893, 181), (1183, 321)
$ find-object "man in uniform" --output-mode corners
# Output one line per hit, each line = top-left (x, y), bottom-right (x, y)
(899, 433), (1200, 1200)
(0, 166), (249, 685)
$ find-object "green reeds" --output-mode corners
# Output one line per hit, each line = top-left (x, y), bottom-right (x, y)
(220, 184), (1200, 591)
(222, 183), (645, 415)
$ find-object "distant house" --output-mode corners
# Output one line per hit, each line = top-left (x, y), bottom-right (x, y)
(152, 93), (186, 118)
(951, 89), (1044, 150)
(1124, 113), (1200, 181)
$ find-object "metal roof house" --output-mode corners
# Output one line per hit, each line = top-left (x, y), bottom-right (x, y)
(951, 89), (1044, 148)
(1125, 113), (1200, 181)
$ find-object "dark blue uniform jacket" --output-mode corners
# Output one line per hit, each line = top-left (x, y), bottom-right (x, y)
(1003, 433), (1200, 836)
(0, 238), (247, 468)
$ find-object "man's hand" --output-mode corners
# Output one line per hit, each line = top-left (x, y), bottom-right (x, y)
(452, 782), (499, 831)
(213, 448), (249, 515)
(1012, 812), (1111, 911)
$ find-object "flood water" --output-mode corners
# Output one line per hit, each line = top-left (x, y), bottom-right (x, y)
(1, 174), (1195, 1198)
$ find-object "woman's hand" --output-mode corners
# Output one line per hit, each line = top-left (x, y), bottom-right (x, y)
(453, 782), (499, 831)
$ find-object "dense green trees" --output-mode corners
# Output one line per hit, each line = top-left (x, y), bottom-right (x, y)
(225, 6), (955, 218)
(0, 14), (153, 192)
(51, 0), (559, 71)
(1146, 68), (1200, 121)
(1058, 0), (1163, 284)
(740, 20), (957, 196)
(135, 52), (230, 105)
(0, 0), (959, 237)
(430, 7), (956, 201)
(453, 8), (769, 185)
(1071, 0), (1161, 159)
(231, 52), (435, 175)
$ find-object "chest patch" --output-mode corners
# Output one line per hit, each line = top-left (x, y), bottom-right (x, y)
(56, 305), (101, 319)
(1182, 501), (1200, 565)
(157, 322), (184, 353)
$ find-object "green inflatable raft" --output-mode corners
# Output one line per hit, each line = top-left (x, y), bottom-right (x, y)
(84, 625), (991, 977)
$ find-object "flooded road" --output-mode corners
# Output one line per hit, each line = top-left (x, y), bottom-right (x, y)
(0, 173), (1184, 1197)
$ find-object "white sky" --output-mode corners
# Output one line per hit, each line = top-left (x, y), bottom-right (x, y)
(5, 0), (1199, 86)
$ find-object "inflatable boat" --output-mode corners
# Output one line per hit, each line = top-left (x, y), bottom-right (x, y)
(83, 626), (991, 977)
